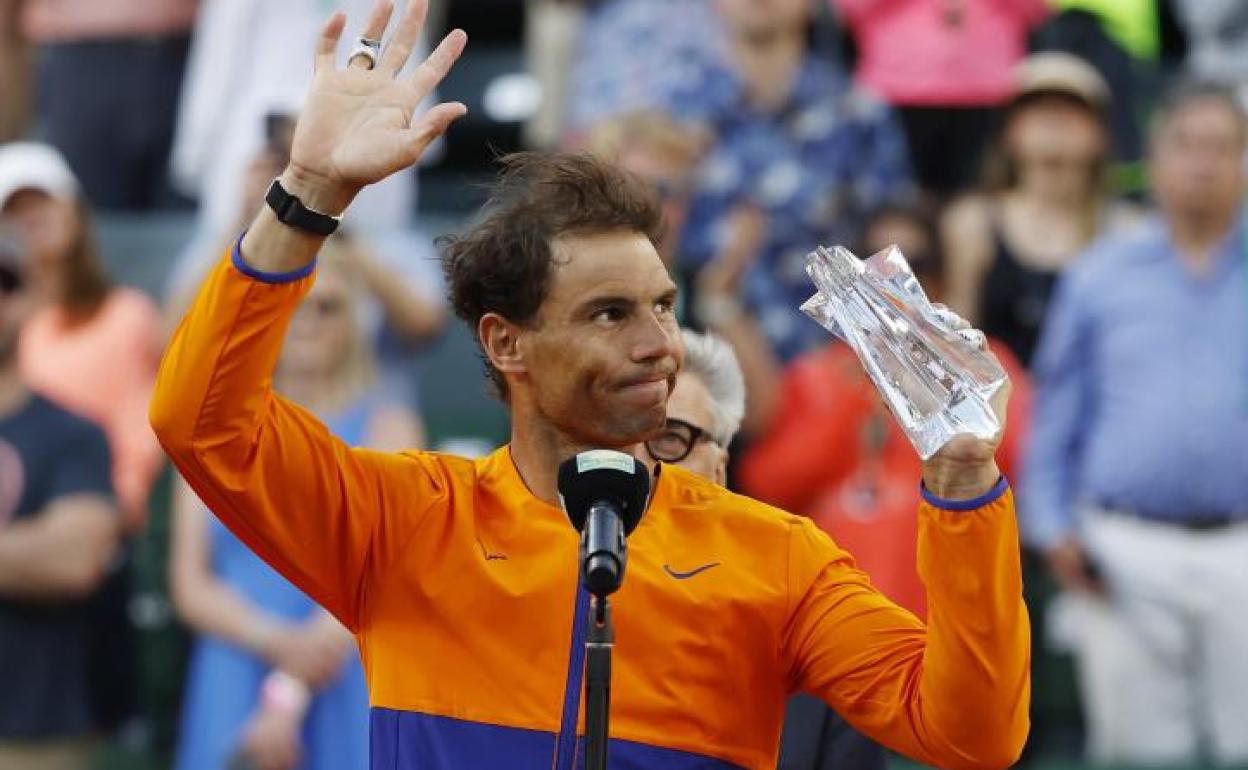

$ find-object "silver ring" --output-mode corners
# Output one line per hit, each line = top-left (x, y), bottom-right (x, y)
(348, 36), (382, 69)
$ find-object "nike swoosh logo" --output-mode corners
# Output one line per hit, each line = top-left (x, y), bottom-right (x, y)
(476, 537), (507, 562)
(663, 562), (721, 580)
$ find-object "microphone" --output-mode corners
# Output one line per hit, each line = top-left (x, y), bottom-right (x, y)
(557, 450), (651, 598)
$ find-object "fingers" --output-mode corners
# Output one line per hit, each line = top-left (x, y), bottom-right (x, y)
(379, 0), (430, 74)
(349, 0), (395, 70)
(403, 28), (468, 102)
(314, 12), (347, 74)
(403, 101), (467, 160)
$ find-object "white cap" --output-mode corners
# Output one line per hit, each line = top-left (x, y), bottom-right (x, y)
(0, 142), (80, 209)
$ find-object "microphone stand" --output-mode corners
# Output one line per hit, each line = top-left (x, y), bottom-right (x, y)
(584, 593), (614, 770)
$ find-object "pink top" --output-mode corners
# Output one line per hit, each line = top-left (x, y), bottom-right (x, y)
(834, 0), (1051, 106)
(18, 287), (163, 528)
(22, 0), (197, 43)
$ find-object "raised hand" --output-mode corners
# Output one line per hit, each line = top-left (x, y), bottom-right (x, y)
(284, 0), (468, 214)
(921, 305), (1010, 500)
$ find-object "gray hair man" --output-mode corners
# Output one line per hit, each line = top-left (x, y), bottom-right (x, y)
(1024, 80), (1248, 764)
(637, 329), (888, 770)
(638, 329), (745, 486)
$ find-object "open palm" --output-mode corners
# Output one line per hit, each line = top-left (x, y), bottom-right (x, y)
(288, 0), (467, 202)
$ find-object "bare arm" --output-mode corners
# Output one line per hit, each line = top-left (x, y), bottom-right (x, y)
(939, 195), (995, 325)
(352, 238), (445, 343)
(693, 205), (783, 437)
(0, 495), (118, 600)
(168, 477), (285, 653)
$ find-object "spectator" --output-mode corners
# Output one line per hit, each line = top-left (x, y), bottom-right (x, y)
(832, 0), (1050, 195)
(565, 0), (721, 138)
(10, 0), (197, 208)
(1172, 0), (1248, 88)
(0, 225), (119, 770)
(677, 0), (914, 363)
(1023, 81), (1248, 765)
(584, 111), (707, 271)
(942, 52), (1137, 367)
(0, 141), (163, 530)
(170, 242), (420, 770)
(740, 204), (1031, 617)
(634, 328), (887, 770)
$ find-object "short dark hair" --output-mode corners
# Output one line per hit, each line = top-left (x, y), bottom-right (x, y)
(440, 152), (665, 399)
(1150, 79), (1248, 144)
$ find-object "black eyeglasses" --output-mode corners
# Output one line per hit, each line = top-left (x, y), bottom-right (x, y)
(0, 265), (23, 295)
(644, 417), (718, 463)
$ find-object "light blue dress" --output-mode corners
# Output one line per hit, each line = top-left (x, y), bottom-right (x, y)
(175, 398), (377, 770)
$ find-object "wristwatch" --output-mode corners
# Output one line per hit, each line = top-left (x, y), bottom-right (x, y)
(264, 178), (341, 236)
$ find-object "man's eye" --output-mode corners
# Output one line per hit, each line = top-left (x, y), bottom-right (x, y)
(655, 299), (675, 315)
(593, 307), (625, 322)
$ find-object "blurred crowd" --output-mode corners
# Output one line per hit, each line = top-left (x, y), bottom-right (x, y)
(1, 0), (1247, 769)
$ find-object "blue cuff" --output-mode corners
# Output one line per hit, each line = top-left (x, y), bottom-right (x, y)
(230, 233), (317, 284)
(921, 475), (1010, 512)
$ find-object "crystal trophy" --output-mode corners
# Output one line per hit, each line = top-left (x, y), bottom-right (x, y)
(800, 245), (1006, 460)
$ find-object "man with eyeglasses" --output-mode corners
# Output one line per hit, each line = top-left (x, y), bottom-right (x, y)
(639, 329), (888, 770)
(0, 228), (118, 769)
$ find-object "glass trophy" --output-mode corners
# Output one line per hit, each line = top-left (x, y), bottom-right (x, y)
(800, 245), (1006, 460)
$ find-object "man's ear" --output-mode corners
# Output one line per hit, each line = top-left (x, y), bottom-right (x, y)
(478, 312), (526, 377)
(714, 446), (730, 488)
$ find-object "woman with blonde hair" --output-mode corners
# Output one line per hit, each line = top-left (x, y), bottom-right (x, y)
(170, 239), (423, 770)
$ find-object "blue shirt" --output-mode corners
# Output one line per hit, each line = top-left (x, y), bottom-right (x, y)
(567, 0), (722, 133)
(1022, 215), (1248, 547)
(672, 56), (914, 361)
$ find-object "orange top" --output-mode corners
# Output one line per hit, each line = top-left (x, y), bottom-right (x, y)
(21, 0), (197, 42)
(739, 341), (1032, 618)
(21, 286), (163, 527)
(150, 248), (1031, 770)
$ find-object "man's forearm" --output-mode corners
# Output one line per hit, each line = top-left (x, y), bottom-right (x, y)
(355, 245), (445, 341)
(238, 167), (357, 275)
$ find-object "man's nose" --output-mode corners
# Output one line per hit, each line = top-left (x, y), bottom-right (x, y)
(631, 312), (679, 363)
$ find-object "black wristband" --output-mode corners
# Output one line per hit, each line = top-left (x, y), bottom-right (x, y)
(265, 178), (341, 236)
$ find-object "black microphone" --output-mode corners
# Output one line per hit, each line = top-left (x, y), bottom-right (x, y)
(557, 450), (651, 598)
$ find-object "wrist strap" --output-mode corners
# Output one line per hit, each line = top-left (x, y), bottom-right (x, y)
(261, 671), (311, 715)
(265, 178), (341, 236)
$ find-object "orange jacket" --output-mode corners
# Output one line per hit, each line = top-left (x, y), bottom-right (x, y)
(151, 248), (1030, 770)
(740, 341), (1032, 618)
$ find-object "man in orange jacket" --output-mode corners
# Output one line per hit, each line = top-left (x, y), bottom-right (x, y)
(150, 3), (1030, 769)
